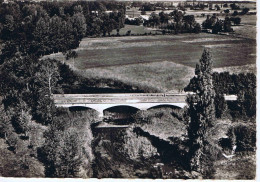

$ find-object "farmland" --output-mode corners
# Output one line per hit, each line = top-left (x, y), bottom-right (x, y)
(51, 32), (255, 69)
(47, 30), (256, 93)
(45, 6), (256, 93)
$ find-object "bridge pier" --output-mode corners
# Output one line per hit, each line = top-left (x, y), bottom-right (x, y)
(94, 107), (104, 118)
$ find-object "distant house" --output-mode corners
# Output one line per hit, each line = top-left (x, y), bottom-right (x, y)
(105, 10), (119, 14)
(91, 11), (98, 15)
(105, 11), (113, 14)
(139, 15), (149, 21)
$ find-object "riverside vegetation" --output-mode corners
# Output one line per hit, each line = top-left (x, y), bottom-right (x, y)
(0, 0), (256, 179)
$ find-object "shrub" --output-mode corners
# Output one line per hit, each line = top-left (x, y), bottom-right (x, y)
(233, 124), (256, 152)
(232, 11), (239, 16)
(123, 128), (157, 160)
(126, 30), (131, 36)
(39, 109), (94, 177)
(241, 8), (249, 15)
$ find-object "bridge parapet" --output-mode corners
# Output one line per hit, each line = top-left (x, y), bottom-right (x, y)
(53, 93), (188, 105)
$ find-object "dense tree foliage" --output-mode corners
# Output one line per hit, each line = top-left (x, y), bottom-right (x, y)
(230, 3), (240, 10)
(140, 3), (156, 11)
(202, 15), (234, 34)
(0, 1), (127, 177)
(186, 49), (216, 175)
(144, 10), (201, 34)
(185, 71), (256, 119)
(184, 50), (256, 177)
(202, 15), (233, 34)
(38, 109), (95, 177)
(0, 1), (125, 61)
(125, 17), (142, 26)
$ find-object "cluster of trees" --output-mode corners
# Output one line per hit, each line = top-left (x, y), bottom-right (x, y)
(229, 17), (241, 25)
(225, 8), (249, 16)
(0, 53), (97, 177)
(0, 1), (125, 61)
(0, 0), (127, 178)
(38, 109), (95, 177)
(185, 69), (256, 119)
(144, 10), (201, 34)
(190, 3), (208, 10)
(233, 8), (250, 16)
(139, 2), (174, 11)
(125, 17), (143, 26)
(202, 15), (234, 33)
(185, 49), (256, 177)
(140, 3), (156, 11)
(230, 3), (240, 10)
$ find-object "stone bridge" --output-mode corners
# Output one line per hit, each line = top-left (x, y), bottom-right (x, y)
(53, 93), (237, 118)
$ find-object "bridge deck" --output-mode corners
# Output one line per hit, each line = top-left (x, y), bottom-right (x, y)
(53, 93), (237, 105)
(53, 93), (188, 104)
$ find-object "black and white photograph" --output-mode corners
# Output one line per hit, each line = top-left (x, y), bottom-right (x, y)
(0, 0), (257, 180)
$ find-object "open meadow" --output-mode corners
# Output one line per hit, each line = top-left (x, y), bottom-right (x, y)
(48, 29), (256, 92)
(53, 30), (255, 69)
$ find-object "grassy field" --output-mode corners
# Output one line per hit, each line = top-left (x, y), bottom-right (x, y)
(46, 31), (255, 92)
(214, 152), (256, 179)
(74, 61), (194, 92)
(50, 32), (255, 69)
(214, 63), (256, 75)
(44, 13), (256, 93)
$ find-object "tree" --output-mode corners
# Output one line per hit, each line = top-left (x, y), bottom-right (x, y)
(33, 16), (50, 56)
(232, 10), (239, 16)
(2, 15), (15, 39)
(223, 17), (233, 32)
(186, 49), (215, 174)
(0, 98), (12, 139)
(232, 17), (241, 25)
(11, 99), (32, 136)
(66, 50), (78, 68)
(241, 8), (249, 15)
(39, 110), (94, 177)
(141, 11), (146, 15)
(69, 12), (86, 41)
(100, 13), (116, 36)
(193, 23), (201, 33)
(159, 11), (169, 24)
(36, 59), (60, 95)
(149, 12), (160, 27)
(183, 15), (195, 32)
(224, 9), (230, 14)
(215, 5), (220, 11)
(230, 3), (240, 10)
(214, 93), (228, 118)
(202, 15), (217, 29)
(170, 10), (183, 25)
(212, 19), (223, 34)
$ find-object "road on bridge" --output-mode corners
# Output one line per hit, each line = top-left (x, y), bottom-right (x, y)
(53, 93), (189, 105)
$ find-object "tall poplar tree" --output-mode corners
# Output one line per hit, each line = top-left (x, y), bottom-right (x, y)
(186, 49), (216, 174)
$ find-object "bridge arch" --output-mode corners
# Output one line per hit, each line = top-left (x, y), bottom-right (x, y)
(103, 105), (140, 113)
(103, 105), (140, 122)
(147, 104), (182, 110)
(69, 106), (97, 112)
